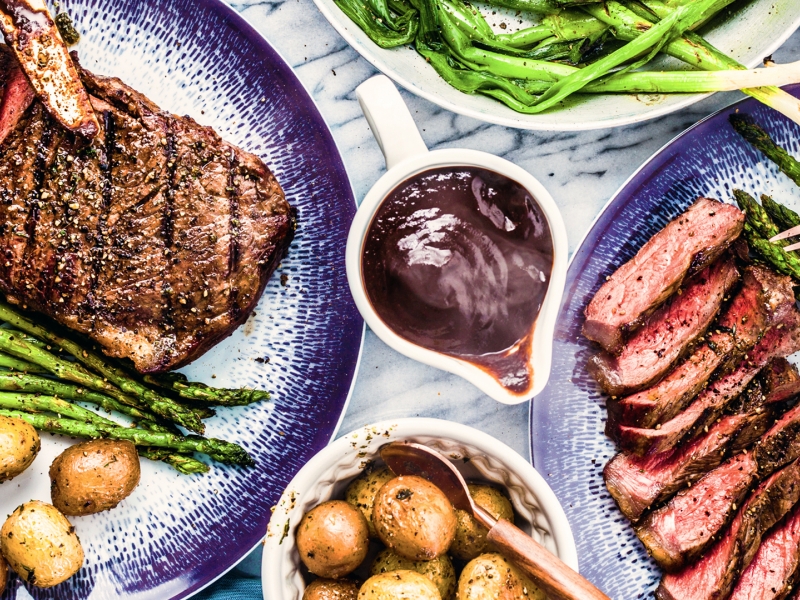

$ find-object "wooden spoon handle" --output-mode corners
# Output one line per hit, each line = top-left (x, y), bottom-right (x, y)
(487, 518), (610, 600)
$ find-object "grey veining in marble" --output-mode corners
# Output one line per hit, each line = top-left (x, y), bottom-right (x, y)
(229, 0), (800, 576)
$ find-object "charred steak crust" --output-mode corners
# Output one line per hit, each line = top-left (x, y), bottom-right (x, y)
(583, 197), (744, 354)
(0, 49), (295, 373)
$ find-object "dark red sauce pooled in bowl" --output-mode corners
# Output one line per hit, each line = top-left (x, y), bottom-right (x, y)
(361, 166), (554, 394)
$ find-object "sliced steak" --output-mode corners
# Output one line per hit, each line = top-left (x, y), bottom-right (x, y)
(617, 310), (800, 456)
(589, 257), (739, 396)
(729, 502), (800, 600)
(657, 458), (800, 600)
(583, 198), (744, 354)
(638, 453), (758, 571)
(607, 265), (794, 431)
(763, 358), (800, 404)
(0, 49), (295, 372)
(604, 413), (751, 522)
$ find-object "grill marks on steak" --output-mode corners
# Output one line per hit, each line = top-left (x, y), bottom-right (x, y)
(0, 50), (294, 372)
(657, 458), (800, 600)
(606, 265), (795, 432)
(729, 502), (800, 600)
(583, 198), (744, 354)
(589, 258), (739, 396)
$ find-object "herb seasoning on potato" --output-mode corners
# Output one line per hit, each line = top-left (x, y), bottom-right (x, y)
(296, 500), (369, 579)
(345, 466), (395, 538)
(371, 548), (456, 600)
(0, 500), (84, 588)
(456, 553), (545, 600)
(451, 484), (514, 561)
(372, 475), (457, 561)
(50, 439), (141, 516)
(0, 415), (40, 483)
(358, 570), (442, 600)
(302, 578), (360, 600)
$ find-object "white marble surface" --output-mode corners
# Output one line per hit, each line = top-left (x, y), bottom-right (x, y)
(229, 0), (800, 575)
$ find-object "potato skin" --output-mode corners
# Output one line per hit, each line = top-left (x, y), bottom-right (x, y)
(0, 415), (40, 483)
(50, 439), (141, 516)
(372, 475), (456, 561)
(370, 548), (456, 600)
(0, 554), (7, 595)
(451, 484), (515, 561)
(0, 501), (84, 588)
(358, 570), (441, 600)
(303, 578), (360, 600)
(296, 500), (369, 579)
(345, 467), (395, 538)
(456, 553), (545, 600)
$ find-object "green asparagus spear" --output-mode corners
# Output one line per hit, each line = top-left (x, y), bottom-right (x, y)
(762, 195), (800, 232)
(138, 449), (210, 475)
(730, 115), (800, 189)
(742, 223), (800, 280)
(0, 372), (162, 423)
(733, 189), (782, 241)
(143, 373), (269, 406)
(0, 352), (47, 373)
(0, 392), (123, 428)
(0, 409), (254, 466)
(0, 318), (204, 433)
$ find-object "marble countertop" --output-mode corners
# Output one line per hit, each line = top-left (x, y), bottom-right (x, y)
(229, 0), (800, 577)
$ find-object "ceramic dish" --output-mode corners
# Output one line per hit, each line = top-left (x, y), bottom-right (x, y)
(346, 76), (568, 404)
(529, 85), (800, 597)
(312, 0), (800, 131)
(0, 1), (363, 599)
(262, 417), (578, 599)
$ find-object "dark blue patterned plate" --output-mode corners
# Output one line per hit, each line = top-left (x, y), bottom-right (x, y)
(0, 1), (363, 599)
(529, 86), (800, 599)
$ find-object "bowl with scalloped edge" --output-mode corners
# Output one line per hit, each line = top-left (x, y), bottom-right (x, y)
(261, 417), (577, 599)
(312, 0), (800, 130)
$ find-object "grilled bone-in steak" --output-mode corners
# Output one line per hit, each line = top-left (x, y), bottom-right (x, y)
(657, 458), (800, 600)
(729, 502), (800, 600)
(0, 48), (295, 372)
(589, 257), (738, 396)
(583, 198), (744, 354)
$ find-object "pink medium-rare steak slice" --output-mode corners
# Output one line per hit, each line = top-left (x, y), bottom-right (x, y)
(589, 257), (738, 396)
(583, 198), (744, 354)
(657, 458), (800, 600)
(606, 265), (795, 431)
(762, 358), (800, 404)
(0, 48), (295, 372)
(616, 309), (800, 456)
(729, 502), (800, 600)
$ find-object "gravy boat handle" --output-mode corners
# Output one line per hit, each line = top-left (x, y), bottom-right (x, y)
(356, 74), (428, 171)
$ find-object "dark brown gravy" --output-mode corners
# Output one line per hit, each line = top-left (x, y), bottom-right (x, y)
(361, 166), (554, 394)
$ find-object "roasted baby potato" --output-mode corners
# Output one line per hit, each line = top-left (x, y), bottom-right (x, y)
(303, 578), (360, 599)
(0, 500), (84, 588)
(451, 484), (515, 561)
(372, 475), (456, 561)
(371, 548), (456, 600)
(345, 466), (395, 538)
(0, 554), (7, 595)
(296, 500), (369, 578)
(456, 553), (545, 600)
(50, 439), (141, 516)
(358, 570), (441, 599)
(0, 415), (40, 483)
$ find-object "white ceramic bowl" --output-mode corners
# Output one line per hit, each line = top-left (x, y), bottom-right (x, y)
(346, 76), (568, 404)
(312, 0), (800, 130)
(261, 418), (578, 599)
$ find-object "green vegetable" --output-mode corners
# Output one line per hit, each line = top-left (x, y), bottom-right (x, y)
(730, 115), (800, 189)
(733, 189), (782, 241)
(0, 304), (204, 433)
(0, 352), (46, 373)
(0, 409), (255, 466)
(742, 223), (800, 280)
(762, 195), (800, 232)
(332, 0), (418, 47)
(54, 12), (80, 46)
(143, 372), (269, 407)
(0, 392), (120, 428)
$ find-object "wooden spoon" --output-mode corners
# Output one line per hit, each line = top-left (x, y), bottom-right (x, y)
(380, 441), (610, 600)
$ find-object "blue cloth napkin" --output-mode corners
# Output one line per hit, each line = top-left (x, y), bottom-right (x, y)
(197, 572), (261, 600)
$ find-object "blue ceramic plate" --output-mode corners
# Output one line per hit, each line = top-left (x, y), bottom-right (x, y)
(530, 86), (800, 598)
(0, 1), (363, 599)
